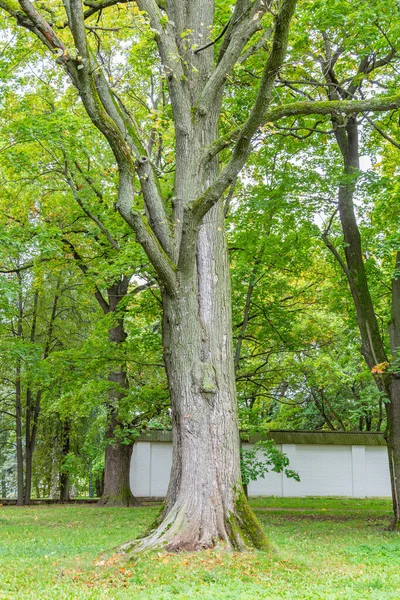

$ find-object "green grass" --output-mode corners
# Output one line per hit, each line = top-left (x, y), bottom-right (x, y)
(0, 498), (399, 599)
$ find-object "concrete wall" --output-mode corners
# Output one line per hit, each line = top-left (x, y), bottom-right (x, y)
(130, 441), (391, 498)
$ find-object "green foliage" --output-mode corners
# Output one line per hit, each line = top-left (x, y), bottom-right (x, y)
(0, 0), (399, 504)
(240, 440), (300, 487)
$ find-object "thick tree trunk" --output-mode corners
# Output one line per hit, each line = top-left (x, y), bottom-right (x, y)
(60, 473), (70, 502)
(98, 411), (138, 507)
(123, 203), (268, 552)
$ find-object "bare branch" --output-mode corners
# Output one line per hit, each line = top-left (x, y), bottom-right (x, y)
(194, 17), (231, 54)
(321, 232), (351, 280)
(62, 155), (121, 251)
(62, 238), (110, 313)
(363, 114), (400, 150)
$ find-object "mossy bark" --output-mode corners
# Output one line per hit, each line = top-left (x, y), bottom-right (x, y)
(120, 203), (269, 553)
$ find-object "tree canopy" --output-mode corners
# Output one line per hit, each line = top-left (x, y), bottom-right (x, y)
(0, 0), (400, 546)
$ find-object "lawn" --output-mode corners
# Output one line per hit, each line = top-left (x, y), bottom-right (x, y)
(0, 498), (399, 599)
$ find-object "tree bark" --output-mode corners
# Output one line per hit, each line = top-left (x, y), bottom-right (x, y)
(1, 471), (6, 499)
(95, 472), (104, 498)
(123, 202), (268, 552)
(15, 370), (24, 506)
(15, 276), (24, 507)
(89, 461), (94, 499)
(98, 411), (137, 507)
(98, 281), (140, 507)
(387, 252), (400, 528)
(60, 419), (71, 502)
(386, 381), (400, 528)
(324, 110), (400, 526)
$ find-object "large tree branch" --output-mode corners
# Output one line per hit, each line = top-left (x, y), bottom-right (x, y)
(184, 0), (298, 237)
(69, 0), (173, 254)
(196, 0), (268, 115)
(205, 90), (400, 163)
(117, 169), (178, 294)
(136, 0), (191, 128)
(82, 0), (129, 19)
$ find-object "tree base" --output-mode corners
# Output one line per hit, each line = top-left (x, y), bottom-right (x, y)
(119, 488), (270, 554)
(388, 517), (400, 532)
(98, 488), (141, 507)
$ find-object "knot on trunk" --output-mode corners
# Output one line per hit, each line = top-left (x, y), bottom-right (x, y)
(194, 361), (218, 395)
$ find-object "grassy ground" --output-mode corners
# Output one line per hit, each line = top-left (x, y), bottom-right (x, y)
(0, 498), (399, 599)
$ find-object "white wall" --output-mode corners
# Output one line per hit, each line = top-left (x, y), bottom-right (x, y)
(130, 441), (391, 498)
(130, 442), (172, 497)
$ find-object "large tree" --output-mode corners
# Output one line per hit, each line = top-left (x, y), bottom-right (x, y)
(263, 4), (400, 526)
(1, 0), (400, 549)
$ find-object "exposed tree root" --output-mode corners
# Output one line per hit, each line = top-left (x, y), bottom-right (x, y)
(119, 488), (270, 554)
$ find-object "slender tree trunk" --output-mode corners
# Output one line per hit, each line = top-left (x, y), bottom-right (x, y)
(60, 419), (71, 502)
(24, 389), (42, 505)
(25, 444), (32, 504)
(1, 470), (6, 498)
(95, 472), (104, 498)
(15, 371), (24, 506)
(325, 113), (400, 526)
(386, 385), (400, 527)
(387, 252), (400, 528)
(310, 387), (336, 430)
(24, 292), (38, 505)
(15, 277), (25, 506)
(89, 461), (94, 499)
